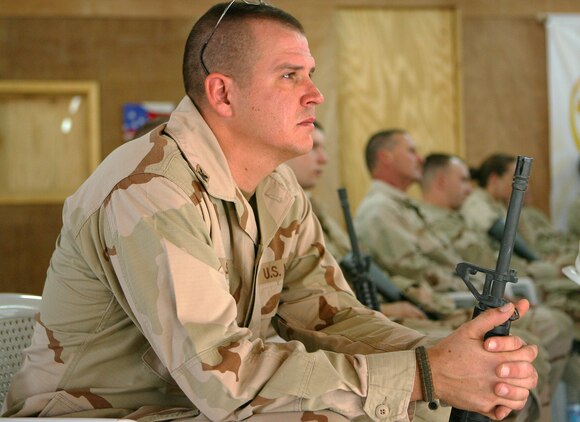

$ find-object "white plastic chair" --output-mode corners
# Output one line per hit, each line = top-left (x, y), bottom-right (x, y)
(0, 293), (41, 405)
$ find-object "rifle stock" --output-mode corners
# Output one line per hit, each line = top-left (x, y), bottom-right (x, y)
(449, 156), (533, 422)
(337, 188), (381, 311)
(338, 188), (442, 319)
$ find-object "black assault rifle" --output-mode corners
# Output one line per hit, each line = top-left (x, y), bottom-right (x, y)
(338, 188), (441, 318)
(449, 156), (533, 422)
(338, 188), (381, 311)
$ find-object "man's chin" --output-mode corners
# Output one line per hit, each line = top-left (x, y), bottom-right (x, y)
(295, 144), (313, 157)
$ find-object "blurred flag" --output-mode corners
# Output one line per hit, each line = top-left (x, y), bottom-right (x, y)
(122, 101), (174, 141)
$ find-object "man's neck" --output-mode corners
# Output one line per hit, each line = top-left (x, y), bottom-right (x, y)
(377, 174), (413, 193)
(422, 191), (450, 210)
(204, 115), (281, 193)
(229, 160), (273, 193)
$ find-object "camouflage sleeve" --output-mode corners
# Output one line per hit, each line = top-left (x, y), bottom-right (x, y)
(104, 177), (423, 421)
(461, 190), (502, 233)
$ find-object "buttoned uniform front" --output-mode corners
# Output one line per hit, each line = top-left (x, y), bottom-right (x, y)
(3, 97), (431, 422)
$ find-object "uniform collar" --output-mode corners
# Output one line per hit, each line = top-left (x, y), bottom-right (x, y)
(164, 96), (300, 243)
(165, 96), (238, 202)
(371, 179), (416, 205)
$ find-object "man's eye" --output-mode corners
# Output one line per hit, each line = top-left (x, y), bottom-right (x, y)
(283, 73), (295, 79)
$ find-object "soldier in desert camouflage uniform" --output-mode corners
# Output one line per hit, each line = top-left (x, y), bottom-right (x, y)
(419, 153), (577, 420)
(2, 3), (538, 422)
(461, 153), (580, 337)
(461, 153), (576, 267)
(285, 121), (430, 322)
(354, 130), (468, 295)
(353, 130), (568, 421)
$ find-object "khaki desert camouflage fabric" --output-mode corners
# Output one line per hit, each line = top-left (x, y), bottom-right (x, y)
(3, 97), (442, 422)
(460, 188), (503, 234)
(354, 181), (464, 294)
(419, 202), (560, 283)
(520, 206), (577, 266)
(460, 189), (580, 338)
(352, 182), (560, 420)
(419, 202), (579, 403)
(310, 197), (351, 261)
(461, 189), (577, 266)
(310, 194), (547, 420)
(309, 195), (454, 318)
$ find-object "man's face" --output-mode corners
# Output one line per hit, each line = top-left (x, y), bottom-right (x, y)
(389, 133), (424, 183)
(285, 127), (328, 190)
(444, 159), (473, 210)
(230, 20), (324, 163)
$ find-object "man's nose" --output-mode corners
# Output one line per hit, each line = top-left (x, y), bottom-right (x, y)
(303, 81), (324, 106)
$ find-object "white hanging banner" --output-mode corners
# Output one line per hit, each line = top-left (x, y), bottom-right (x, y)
(546, 14), (580, 231)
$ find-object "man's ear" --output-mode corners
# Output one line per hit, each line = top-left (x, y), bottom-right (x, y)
(435, 170), (447, 189)
(204, 73), (234, 117)
(378, 148), (393, 166)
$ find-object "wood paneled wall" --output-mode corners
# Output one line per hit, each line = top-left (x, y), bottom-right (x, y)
(462, 17), (550, 205)
(335, 8), (461, 210)
(1, 0), (579, 294)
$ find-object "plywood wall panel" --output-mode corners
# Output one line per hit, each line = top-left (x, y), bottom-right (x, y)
(462, 17), (550, 213)
(0, 205), (62, 294)
(336, 8), (460, 210)
(0, 18), (189, 157)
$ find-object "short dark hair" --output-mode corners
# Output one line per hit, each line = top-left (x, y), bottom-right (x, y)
(473, 153), (515, 187)
(183, 2), (304, 107)
(364, 129), (407, 172)
(422, 153), (452, 189)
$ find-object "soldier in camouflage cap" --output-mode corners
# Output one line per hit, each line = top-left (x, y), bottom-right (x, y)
(2, 3), (538, 421)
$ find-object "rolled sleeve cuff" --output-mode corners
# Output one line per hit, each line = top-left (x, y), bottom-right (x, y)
(364, 350), (416, 421)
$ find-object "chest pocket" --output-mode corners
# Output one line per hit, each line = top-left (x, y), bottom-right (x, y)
(257, 259), (286, 318)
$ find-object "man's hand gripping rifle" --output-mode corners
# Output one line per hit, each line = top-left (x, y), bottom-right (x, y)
(449, 156), (533, 422)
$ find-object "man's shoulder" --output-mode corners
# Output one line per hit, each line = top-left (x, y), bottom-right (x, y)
(360, 181), (399, 205)
(63, 133), (187, 233)
(419, 202), (450, 223)
(461, 188), (496, 213)
(272, 163), (303, 197)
